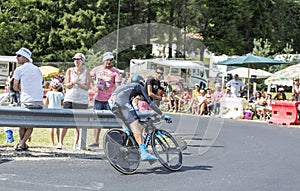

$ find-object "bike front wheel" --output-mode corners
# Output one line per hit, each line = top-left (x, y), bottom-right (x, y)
(103, 129), (140, 175)
(151, 129), (183, 171)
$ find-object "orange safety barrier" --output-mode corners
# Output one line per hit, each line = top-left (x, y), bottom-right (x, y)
(268, 100), (300, 125)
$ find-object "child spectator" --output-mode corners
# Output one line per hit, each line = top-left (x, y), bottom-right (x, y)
(212, 83), (224, 115)
(190, 83), (201, 115)
(205, 88), (213, 115)
(198, 89), (207, 115)
(182, 87), (191, 103)
(256, 93), (272, 120)
(45, 78), (64, 149)
(252, 91), (267, 119)
(168, 90), (186, 112)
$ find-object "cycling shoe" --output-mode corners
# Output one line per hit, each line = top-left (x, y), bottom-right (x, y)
(140, 151), (158, 161)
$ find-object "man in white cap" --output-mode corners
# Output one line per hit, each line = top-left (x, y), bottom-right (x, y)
(89, 52), (122, 148)
(13, 47), (44, 151)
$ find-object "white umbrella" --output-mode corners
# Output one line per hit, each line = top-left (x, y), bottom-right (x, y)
(224, 67), (273, 79)
(265, 64), (300, 86)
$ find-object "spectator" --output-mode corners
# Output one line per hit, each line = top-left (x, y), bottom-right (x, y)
(45, 78), (64, 149)
(145, 67), (164, 106)
(160, 92), (170, 112)
(274, 87), (287, 100)
(181, 87), (191, 112)
(240, 82), (248, 98)
(137, 68), (164, 110)
(7, 71), (20, 106)
(198, 89), (207, 115)
(261, 89), (266, 98)
(182, 87), (191, 103)
(55, 74), (65, 93)
(292, 78), (300, 101)
(164, 81), (173, 97)
(63, 53), (91, 149)
(13, 47), (44, 151)
(252, 91), (267, 119)
(89, 52), (122, 148)
(212, 83), (224, 115)
(226, 74), (245, 97)
(168, 90), (184, 112)
(190, 83), (201, 115)
(224, 87), (237, 98)
(44, 81), (50, 89)
(256, 93), (272, 120)
(205, 88), (213, 115)
(249, 91), (258, 103)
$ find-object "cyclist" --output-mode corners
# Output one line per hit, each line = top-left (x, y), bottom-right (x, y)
(110, 75), (170, 161)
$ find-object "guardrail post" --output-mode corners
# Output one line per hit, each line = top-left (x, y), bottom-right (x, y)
(79, 127), (87, 150)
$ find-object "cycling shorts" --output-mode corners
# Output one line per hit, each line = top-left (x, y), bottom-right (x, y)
(111, 95), (140, 125)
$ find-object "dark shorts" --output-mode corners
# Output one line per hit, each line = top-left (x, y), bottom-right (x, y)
(63, 102), (88, 109)
(170, 100), (179, 106)
(111, 102), (139, 126)
(94, 100), (111, 110)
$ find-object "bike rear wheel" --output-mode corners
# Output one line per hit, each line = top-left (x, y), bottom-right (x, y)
(151, 129), (183, 171)
(103, 129), (140, 175)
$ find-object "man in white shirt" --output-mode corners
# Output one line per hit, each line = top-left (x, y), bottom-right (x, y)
(13, 47), (44, 151)
(226, 74), (245, 97)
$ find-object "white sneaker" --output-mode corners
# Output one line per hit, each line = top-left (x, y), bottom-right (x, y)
(57, 143), (62, 150)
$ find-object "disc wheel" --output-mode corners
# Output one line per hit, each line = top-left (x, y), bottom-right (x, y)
(103, 129), (140, 174)
(151, 129), (183, 171)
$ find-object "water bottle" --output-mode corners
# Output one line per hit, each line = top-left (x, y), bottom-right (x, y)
(4, 128), (14, 143)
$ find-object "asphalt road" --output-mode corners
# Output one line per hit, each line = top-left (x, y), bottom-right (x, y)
(1, 114), (300, 191)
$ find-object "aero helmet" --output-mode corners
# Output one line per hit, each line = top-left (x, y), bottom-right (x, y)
(131, 75), (145, 86)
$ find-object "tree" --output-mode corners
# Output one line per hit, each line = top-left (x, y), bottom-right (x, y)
(0, 0), (299, 64)
(252, 38), (272, 57)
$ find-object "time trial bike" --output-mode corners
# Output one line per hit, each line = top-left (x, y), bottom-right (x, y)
(103, 114), (183, 175)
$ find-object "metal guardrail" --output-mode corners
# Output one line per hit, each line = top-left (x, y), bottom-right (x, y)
(0, 106), (156, 149)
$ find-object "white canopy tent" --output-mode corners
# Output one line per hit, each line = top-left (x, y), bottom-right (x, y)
(152, 60), (205, 69)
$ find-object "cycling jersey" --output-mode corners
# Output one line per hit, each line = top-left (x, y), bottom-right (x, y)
(111, 83), (162, 125)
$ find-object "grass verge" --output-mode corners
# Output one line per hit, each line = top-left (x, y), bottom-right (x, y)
(0, 128), (104, 149)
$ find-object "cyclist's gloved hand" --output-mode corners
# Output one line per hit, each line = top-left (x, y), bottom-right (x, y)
(163, 115), (172, 123)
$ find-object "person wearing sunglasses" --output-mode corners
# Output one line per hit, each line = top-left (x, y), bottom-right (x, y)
(13, 47), (44, 151)
(145, 67), (164, 106)
(63, 53), (91, 149)
(88, 52), (122, 148)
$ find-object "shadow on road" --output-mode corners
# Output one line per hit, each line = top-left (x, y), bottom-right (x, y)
(136, 164), (213, 175)
(0, 158), (13, 165)
(187, 144), (224, 148)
